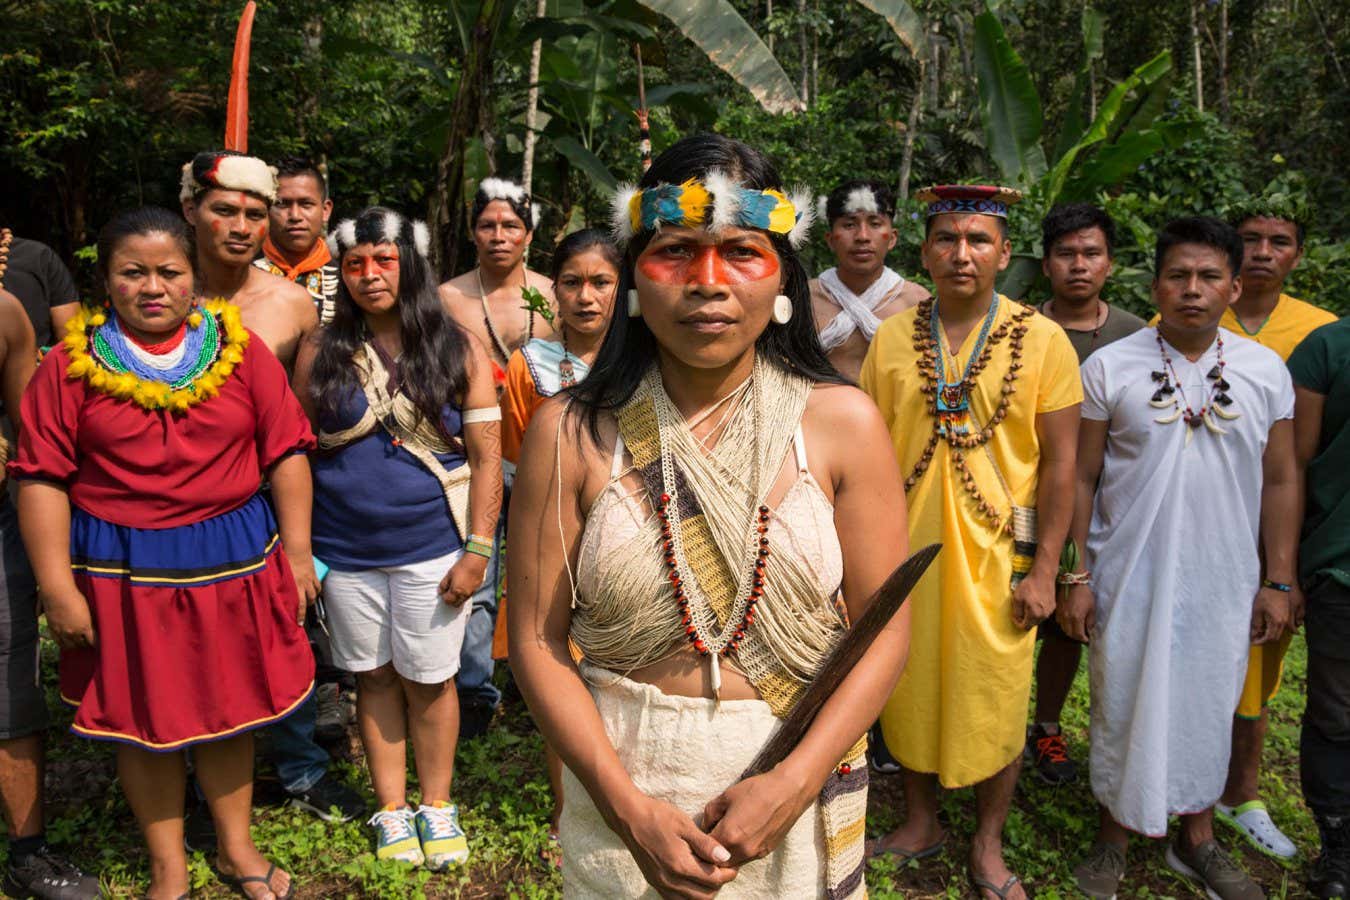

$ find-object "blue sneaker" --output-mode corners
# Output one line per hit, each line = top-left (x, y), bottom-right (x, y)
(368, 804), (424, 865)
(416, 802), (470, 870)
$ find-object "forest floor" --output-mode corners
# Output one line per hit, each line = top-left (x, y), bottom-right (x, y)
(23, 634), (1317, 898)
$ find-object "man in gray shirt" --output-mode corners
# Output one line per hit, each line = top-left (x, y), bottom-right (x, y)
(1025, 203), (1144, 786)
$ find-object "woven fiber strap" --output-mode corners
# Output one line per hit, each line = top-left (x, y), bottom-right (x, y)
(317, 344), (472, 537)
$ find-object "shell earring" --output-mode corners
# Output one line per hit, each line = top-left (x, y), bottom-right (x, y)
(628, 288), (641, 318)
(772, 294), (794, 325)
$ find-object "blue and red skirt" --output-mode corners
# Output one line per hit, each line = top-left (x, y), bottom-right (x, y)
(59, 493), (314, 751)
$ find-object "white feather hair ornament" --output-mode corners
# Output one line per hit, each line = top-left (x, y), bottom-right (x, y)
(380, 210), (404, 245)
(610, 184), (639, 243)
(477, 177), (528, 205)
(844, 186), (880, 215)
(702, 170), (741, 234)
(412, 221), (430, 257)
(816, 194), (829, 223)
(327, 219), (357, 257)
(786, 186), (816, 248)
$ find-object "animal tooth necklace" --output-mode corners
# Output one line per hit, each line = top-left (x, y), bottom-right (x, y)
(1150, 329), (1240, 444)
(649, 361), (768, 700)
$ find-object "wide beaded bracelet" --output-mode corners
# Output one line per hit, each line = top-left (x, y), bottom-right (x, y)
(1261, 579), (1292, 593)
(1057, 570), (1091, 586)
(464, 539), (494, 559)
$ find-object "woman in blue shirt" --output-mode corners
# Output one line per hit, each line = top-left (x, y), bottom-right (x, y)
(293, 207), (502, 872)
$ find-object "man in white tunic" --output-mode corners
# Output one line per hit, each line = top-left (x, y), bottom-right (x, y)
(1060, 217), (1299, 900)
(810, 180), (928, 381)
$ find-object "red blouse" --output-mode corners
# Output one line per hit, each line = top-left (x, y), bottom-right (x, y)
(10, 333), (315, 529)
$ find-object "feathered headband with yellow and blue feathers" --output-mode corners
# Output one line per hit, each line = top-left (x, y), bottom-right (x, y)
(610, 171), (815, 248)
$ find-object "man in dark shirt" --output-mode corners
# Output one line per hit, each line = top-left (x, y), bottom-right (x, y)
(1289, 317), (1350, 898)
(1, 232), (79, 349)
(1026, 204), (1145, 787)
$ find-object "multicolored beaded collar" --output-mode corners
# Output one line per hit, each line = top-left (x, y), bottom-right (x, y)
(915, 184), (1024, 219)
(63, 299), (249, 412)
(610, 171), (815, 248)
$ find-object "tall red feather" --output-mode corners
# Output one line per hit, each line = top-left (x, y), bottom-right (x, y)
(224, 1), (257, 152)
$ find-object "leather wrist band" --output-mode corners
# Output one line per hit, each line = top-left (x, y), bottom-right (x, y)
(1261, 579), (1292, 593)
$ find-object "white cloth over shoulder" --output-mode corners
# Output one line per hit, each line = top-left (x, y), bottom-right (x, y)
(1081, 328), (1294, 836)
(816, 267), (904, 351)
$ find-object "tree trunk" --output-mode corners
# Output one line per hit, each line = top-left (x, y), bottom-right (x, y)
(810, 0), (819, 108)
(428, 0), (509, 277)
(797, 0), (808, 106)
(1217, 0), (1230, 119)
(897, 61), (924, 203)
(1190, 0), (1204, 112)
(521, 0), (548, 195)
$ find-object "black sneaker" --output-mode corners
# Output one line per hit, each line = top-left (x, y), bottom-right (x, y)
(868, 722), (902, 775)
(1025, 723), (1079, 785)
(2, 846), (101, 899)
(288, 775), (365, 823)
(1310, 815), (1350, 899)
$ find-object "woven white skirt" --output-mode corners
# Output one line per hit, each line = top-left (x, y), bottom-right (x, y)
(559, 663), (828, 898)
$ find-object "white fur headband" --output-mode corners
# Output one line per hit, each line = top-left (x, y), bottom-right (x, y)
(326, 210), (431, 259)
(179, 152), (278, 204)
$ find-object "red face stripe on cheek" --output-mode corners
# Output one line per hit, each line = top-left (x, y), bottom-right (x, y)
(638, 243), (780, 286)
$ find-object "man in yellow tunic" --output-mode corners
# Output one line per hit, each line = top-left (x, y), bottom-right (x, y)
(861, 185), (1081, 900)
(1216, 201), (1335, 859)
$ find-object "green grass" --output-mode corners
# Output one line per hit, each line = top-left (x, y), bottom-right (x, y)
(22, 635), (1318, 897)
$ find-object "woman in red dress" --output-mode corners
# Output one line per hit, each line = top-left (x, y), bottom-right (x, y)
(10, 207), (316, 900)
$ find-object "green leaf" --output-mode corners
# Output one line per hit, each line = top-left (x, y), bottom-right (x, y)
(1062, 129), (1167, 198)
(633, 0), (803, 114)
(972, 9), (1046, 187)
(851, 0), (927, 56)
(996, 255), (1042, 299)
(1081, 6), (1104, 65)
(1043, 50), (1172, 205)
(552, 135), (619, 191)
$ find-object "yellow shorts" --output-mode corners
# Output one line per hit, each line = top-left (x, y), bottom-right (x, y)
(1236, 632), (1294, 719)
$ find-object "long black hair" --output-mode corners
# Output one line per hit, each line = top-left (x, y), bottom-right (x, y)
(96, 206), (194, 297)
(550, 228), (621, 281)
(310, 207), (470, 435)
(569, 133), (844, 440)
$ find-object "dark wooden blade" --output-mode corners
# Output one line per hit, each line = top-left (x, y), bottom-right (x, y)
(739, 542), (941, 780)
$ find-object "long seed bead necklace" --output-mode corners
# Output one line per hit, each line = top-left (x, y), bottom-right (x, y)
(931, 294), (1001, 437)
(477, 268), (533, 365)
(1151, 330), (1240, 443)
(0, 228), (11, 291)
(907, 296), (1034, 535)
(650, 363), (767, 699)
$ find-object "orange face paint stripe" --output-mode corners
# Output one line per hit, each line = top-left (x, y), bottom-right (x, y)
(637, 243), (779, 286)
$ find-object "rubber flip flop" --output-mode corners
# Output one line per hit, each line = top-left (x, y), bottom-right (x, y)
(970, 873), (1022, 900)
(866, 835), (945, 863)
(216, 862), (294, 900)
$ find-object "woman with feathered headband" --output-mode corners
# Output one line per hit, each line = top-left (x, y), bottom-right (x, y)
(507, 133), (911, 898)
(292, 207), (503, 873)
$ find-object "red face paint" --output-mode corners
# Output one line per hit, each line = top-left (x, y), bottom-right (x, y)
(638, 241), (779, 286)
(343, 251), (400, 278)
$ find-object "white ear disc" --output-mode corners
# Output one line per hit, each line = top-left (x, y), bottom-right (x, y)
(628, 288), (641, 318)
(772, 294), (794, 325)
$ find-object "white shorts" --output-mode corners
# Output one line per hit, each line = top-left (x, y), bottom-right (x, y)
(322, 549), (471, 684)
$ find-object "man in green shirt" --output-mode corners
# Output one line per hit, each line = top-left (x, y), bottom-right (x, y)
(1289, 316), (1350, 898)
(1027, 203), (1145, 786)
